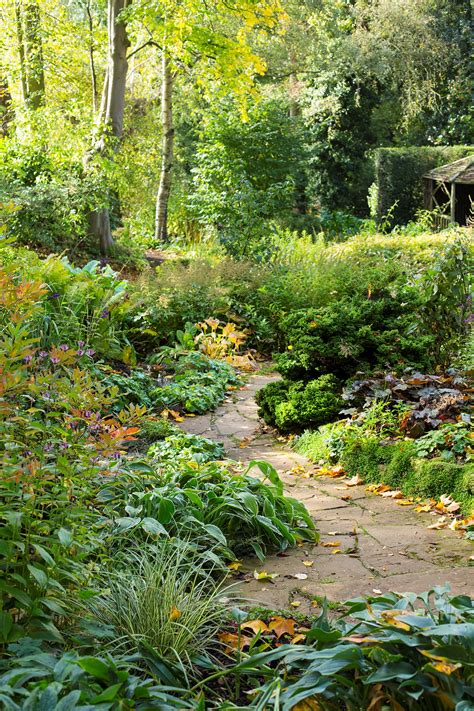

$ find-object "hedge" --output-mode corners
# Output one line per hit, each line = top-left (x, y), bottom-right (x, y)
(374, 145), (474, 228)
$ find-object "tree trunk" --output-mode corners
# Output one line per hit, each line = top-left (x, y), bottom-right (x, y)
(15, 0), (45, 109)
(23, 0), (45, 109)
(154, 51), (174, 243)
(87, 0), (131, 254)
(0, 77), (14, 135)
(86, 0), (98, 113)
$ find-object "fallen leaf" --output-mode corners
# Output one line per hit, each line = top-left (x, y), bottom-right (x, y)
(228, 561), (242, 571)
(218, 632), (251, 652)
(169, 606), (181, 621)
(241, 619), (268, 635)
(372, 589), (382, 594)
(292, 573), (308, 580)
(321, 541), (341, 547)
(253, 570), (278, 582)
(332, 549), (342, 555)
(346, 474), (364, 486)
(428, 518), (448, 530)
(291, 633), (306, 643)
(268, 616), (297, 639)
(290, 601), (302, 608)
(303, 560), (314, 567)
(446, 501), (460, 513)
(396, 499), (414, 506)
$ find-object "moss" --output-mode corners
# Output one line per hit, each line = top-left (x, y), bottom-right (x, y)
(342, 439), (474, 514)
(340, 437), (394, 482)
(405, 459), (474, 511)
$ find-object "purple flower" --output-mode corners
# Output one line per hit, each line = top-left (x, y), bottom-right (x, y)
(44, 443), (54, 452)
(86, 348), (95, 357)
(50, 356), (60, 364)
(77, 349), (85, 356)
(111, 452), (121, 460)
(90, 456), (100, 464)
(41, 391), (51, 399)
(49, 293), (60, 300)
(78, 341), (85, 348)
(23, 355), (32, 364)
(101, 309), (110, 318)
(83, 410), (92, 418)
(59, 344), (69, 352)
(39, 351), (48, 358)
(59, 442), (69, 449)
(23, 450), (33, 457)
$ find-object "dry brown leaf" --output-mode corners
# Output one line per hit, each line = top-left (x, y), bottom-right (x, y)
(346, 474), (364, 486)
(269, 616), (297, 639)
(218, 632), (252, 652)
(241, 619), (268, 635)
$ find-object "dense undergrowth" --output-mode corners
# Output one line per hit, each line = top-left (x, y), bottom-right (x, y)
(0, 223), (473, 708)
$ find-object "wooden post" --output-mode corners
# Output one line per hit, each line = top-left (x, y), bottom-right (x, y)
(450, 182), (456, 224)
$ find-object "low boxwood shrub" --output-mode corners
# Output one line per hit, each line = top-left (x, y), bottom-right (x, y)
(277, 296), (434, 381)
(256, 375), (342, 433)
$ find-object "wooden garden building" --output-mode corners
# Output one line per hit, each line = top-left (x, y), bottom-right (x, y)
(423, 155), (474, 229)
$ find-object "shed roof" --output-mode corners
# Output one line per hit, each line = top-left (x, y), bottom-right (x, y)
(424, 155), (474, 184)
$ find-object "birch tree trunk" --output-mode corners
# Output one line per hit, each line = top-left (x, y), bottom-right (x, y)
(88, 0), (130, 255)
(154, 51), (174, 243)
(0, 77), (14, 135)
(15, 0), (45, 109)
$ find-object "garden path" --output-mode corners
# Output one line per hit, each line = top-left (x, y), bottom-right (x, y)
(180, 374), (474, 612)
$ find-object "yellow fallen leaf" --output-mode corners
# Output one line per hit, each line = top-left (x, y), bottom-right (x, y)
(290, 600), (301, 608)
(332, 549), (342, 555)
(396, 499), (414, 506)
(291, 632), (306, 643)
(431, 661), (462, 675)
(303, 560), (314, 567)
(228, 561), (242, 571)
(321, 541), (341, 547)
(253, 570), (278, 582)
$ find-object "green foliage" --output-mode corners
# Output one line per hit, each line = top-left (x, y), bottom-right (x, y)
(104, 457), (318, 561)
(276, 295), (434, 381)
(229, 587), (474, 710)
(188, 99), (308, 257)
(256, 376), (342, 433)
(147, 432), (225, 464)
(414, 423), (472, 462)
(374, 145), (474, 228)
(152, 352), (240, 414)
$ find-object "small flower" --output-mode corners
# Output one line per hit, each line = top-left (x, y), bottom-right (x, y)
(59, 344), (69, 351)
(287, 345), (293, 350)
(49, 293), (60, 300)
(50, 356), (60, 364)
(23, 355), (33, 364)
(111, 452), (121, 460)
(39, 351), (48, 358)
(44, 443), (54, 453)
(90, 456), (100, 464)
(101, 309), (110, 318)
(59, 442), (69, 449)
(78, 341), (85, 347)
(86, 348), (95, 357)
(83, 410), (92, 419)
(77, 349), (85, 356)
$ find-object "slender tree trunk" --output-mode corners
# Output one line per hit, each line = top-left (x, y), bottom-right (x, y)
(23, 0), (45, 108)
(15, 0), (45, 109)
(154, 51), (174, 243)
(87, 0), (130, 254)
(0, 77), (14, 135)
(15, 0), (29, 103)
(86, 0), (98, 113)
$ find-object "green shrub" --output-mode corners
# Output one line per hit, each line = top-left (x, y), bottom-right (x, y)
(374, 145), (474, 227)
(256, 375), (342, 433)
(277, 295), (434, 380)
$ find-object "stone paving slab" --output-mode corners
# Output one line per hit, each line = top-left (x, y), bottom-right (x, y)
(180, 373), (474, 607)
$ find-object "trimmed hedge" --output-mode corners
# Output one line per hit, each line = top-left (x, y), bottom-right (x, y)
(374, 145), (474, 227)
